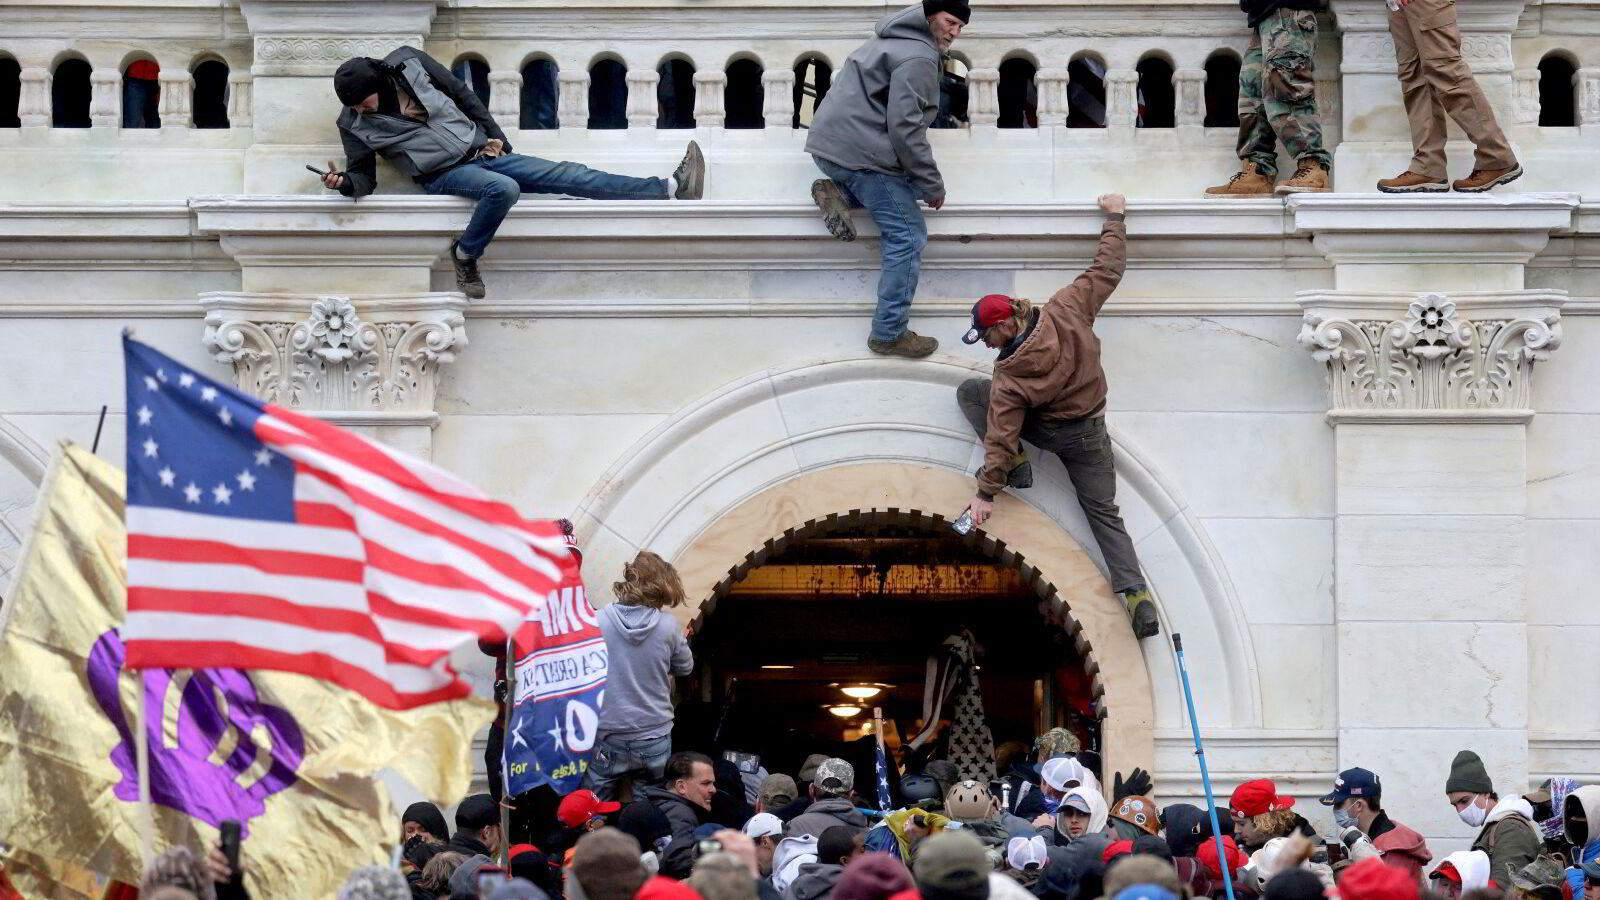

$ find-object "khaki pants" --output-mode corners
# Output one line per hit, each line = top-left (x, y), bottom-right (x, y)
(1388, 0), (1517, 178)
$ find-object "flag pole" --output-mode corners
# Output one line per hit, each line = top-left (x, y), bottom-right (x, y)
(1174, 633), (1235, 900)
(135, 673), (155, 867)
(500, 634), (515, 866)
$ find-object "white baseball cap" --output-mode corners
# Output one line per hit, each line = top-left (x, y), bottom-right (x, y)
(743, 812), (784, 839)
(1040, 756), (1091, 792)
(1007, 835), (1049, 871)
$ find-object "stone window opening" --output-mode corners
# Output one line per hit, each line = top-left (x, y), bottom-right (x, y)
(1538, 52), (1578, 127)
(587, 56), (627, 129)
(192, 58), (229, 129)
(1136, 54), (1176, 128)
(519, 57), (558, 130)
(725, 57), (764, 129)
(121, 56), (160, 128)
(999, 55), (1038, 128)
(1068, 53), (1108, 128)
(1204, 50), (1242, 128)
(451, 56), (491, 107)
(52, 56), (91, 128)
(793, 54), (832, 129)
(934, 54), (970, 129)
(0, 56), (20, 128)
(657, 56), (696, 129)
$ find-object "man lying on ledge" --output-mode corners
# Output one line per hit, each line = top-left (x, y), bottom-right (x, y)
(321, 46), (704, 299)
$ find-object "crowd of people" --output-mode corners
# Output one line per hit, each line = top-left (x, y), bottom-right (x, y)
(133, 734), (1599, 900)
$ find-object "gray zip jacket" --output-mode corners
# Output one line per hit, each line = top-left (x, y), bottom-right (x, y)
(804, 4), (945, 201)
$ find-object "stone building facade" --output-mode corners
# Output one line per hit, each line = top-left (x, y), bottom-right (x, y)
(1, 0), (1598, 861)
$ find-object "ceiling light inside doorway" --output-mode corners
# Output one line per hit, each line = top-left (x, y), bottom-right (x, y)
(840, 685), (883, 700)
(761, 665), (795, 670)
(827, 705), (863, 718)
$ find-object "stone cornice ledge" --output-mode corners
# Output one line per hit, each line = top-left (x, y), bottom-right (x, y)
(1287, 192), (1580, 266)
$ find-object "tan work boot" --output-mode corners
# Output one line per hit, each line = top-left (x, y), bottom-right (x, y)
(1376, 171), (1448, 194)
(1453, 163), (1524, 193)
(1204, 162), (1275, 198)
(1275, 159), (1331, 195)
(867, 331), (938, 359)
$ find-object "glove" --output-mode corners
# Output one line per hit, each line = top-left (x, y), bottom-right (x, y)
(1340, 827), (1380, 861)
(1112, 767), (1153, 802)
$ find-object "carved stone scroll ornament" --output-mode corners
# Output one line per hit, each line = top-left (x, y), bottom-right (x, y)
(201, 294), (466, 416)
(1298, 292), (1562, 413)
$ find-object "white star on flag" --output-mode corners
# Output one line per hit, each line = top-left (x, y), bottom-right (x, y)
(219, 407), (233, 426)
(136, 406), (152, 425)
(178, 372), (194, 388)
(200, 386), (218, 402)
(212, 484), (232, 505)
(236, 470), (256, 491)
(142, 438), (159, 458)
(183, 482), (202, 504)
(143, 376), (159, 392)
(158, 467), (176, 487)
(254, 448), (273, 467)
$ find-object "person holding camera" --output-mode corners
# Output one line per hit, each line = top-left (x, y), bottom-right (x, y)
(323, 47), (704, 299)
(952, 194), (1158, 641)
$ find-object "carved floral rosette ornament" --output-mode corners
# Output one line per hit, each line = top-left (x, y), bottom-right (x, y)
(200, 293), (467, 417)
(1298, 292), (1563, 413)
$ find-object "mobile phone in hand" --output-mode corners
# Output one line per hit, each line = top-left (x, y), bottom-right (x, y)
(305, 164), (330, 176)
(219, 819), (242, 877)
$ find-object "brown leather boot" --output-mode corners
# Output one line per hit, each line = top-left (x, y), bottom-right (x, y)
(1376, 171), (1448, 193)
(1453, 163), (1524, 193)
(1275, 159), (1331, 195)
(867, 331), (938, 359)
(1204, 162), (1275, 198)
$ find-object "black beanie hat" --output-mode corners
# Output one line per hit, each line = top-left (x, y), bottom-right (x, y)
(403, 800), (449, 842)
(923, 0), (972, 24)
(334, 57), (387, 106)
(455, 793), (500, 831)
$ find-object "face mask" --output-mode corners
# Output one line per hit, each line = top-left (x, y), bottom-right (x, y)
(1458, 796), (1489, 827)
(1333, 805), (1359, 830)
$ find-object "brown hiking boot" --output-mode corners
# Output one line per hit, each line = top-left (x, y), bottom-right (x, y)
(1376, 171), (1448, 194)
(1204, 162), (1274, 198)
(1275, 160), (1331, 195)
(867, 331), (938, 359)
(1453, 163), (1524, 193)
(811, 179), (857, 242)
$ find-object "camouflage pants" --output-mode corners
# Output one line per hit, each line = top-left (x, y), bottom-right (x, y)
(1238, 9), (1330, 177)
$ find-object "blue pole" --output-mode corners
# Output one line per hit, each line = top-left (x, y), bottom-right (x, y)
(1174, 633), (1236, 900)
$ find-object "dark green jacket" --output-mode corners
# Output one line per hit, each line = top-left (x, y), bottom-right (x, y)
(1472, 808), (1541, 888)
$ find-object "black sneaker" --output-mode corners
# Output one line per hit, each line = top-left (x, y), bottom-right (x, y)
(450, 240), (486, 300)
(1123, 589), (1160, 639)
(1007, 459), (1033, 490)
(673, 141), (704, 200)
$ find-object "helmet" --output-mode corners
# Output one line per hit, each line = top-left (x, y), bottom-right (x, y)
(900, 774), (942, 806)
(946, 780), (995, 823)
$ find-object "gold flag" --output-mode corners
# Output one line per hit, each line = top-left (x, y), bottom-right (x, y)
(0, 444), (495, 897)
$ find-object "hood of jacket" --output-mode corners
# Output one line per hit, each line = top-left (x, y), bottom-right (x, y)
(1486, 794), (1537, 827)
(603, 602), (663, 645)
(1566, 785), (1600, 850)
(1370, 817), (1432, 866)
(798, 798), (870, 828)
(995, 309), (1060, 381)
(1058, 786), (1109, 839)
(1162, 804), (1208, 858)
(790, 863), (845, 900)
(875, 3), (937, 47)
(773, 835), (820, 895)
(1440, 850), (1492, 892)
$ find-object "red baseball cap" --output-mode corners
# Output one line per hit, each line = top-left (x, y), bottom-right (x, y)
(557, 789), (621, 827)
(1230, 779), (1296, 817)
(962, 294), (1014, 344)
(1103, 840), (1134, 864)
(1195, 836), (1245, 881)
(1342, 858), (1422, 900)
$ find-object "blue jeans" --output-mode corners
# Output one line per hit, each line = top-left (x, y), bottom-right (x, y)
(422, 153), (670, 258)
(812, 156), (928, 342)
(583, 731), (672, 802)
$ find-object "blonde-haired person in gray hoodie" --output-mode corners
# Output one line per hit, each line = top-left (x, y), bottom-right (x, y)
(584, 551), (695, 801)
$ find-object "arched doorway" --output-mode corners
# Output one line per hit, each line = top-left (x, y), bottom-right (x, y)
(673, 508), (1103, 787)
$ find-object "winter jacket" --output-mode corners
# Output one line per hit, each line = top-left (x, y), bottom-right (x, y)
(334, 46), (509, 198)
(642, 785), (711, 880)
(805, 4), (945, 201)
(1563, 786), (1600, 899)
(1472, 796), (1541, 888)
(1239, 0), (1325, 29)
(788, 798), (871, 839)
(1438, 850), (1492, 893)
(1163, 805), (1209, 859)
(974, 215), (1126, 500)
(786, 863), (845, 900)
(597, 602), (694, 739)
(1366, 812), (1432, 882)
(773, 835), (820, 895)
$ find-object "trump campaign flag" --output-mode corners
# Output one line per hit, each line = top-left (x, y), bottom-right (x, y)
(120, 336), (576, 708)
(503, 539), (608, 796)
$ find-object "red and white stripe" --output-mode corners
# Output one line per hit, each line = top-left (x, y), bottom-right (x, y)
(125, 404), (575, 710)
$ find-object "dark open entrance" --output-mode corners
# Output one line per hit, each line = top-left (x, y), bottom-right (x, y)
(673, 511), (1100, 801)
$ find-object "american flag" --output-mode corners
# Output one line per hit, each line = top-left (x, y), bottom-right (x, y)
(875, 710), (893, 811)
(121, 336), (575, 710)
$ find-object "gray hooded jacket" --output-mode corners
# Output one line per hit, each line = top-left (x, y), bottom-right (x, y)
(597, 602), (694, 739)
(804, 4), (945, 201)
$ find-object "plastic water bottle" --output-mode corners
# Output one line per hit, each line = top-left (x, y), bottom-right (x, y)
(1387, 0), (1401, 10)
(951, 510), (975, 535)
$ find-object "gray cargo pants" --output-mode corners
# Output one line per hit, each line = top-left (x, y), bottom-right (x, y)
(958, 377), (1147, 593)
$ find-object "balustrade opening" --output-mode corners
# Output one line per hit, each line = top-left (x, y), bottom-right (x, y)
(934, 55), (969, 128)
(122, 58), (160, 128)
(658, 57), (696, 129)
(453, 57), (491, 106)
(587, 58), (627, 129)
(0, 58), (17, 128)
(725, 58), (764, 128)
(520, 58), (558, 130)
(192, 59), (229, 129)
(1204, 51), (1241, 128)
(51, 58), (91, 128)
(1539, 53), (1577, 127)
(1067, 55), (1107, 128)
(999, 56), (1038, 128)
(1136, 56), (1175, 128)
(793, 55), (831, 129)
